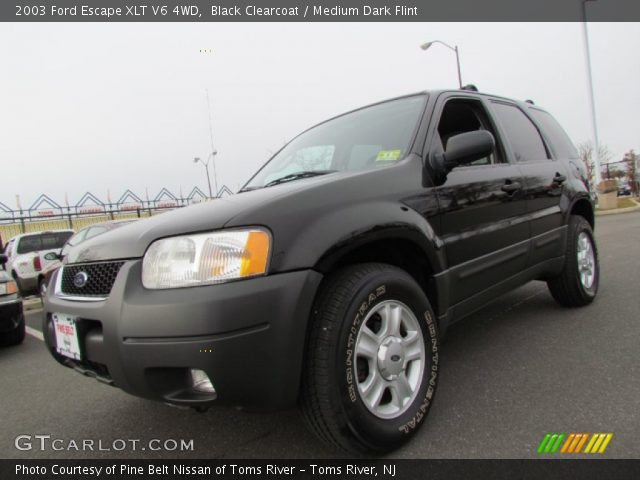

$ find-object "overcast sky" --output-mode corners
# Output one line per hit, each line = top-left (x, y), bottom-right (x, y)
(1, 22), (638, 209)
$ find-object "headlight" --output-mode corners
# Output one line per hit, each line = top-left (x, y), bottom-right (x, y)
(0, 281), (17, 296)
(142, 228), (271, 289)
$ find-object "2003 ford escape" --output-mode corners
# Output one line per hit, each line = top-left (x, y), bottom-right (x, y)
(43, 89), (599, 453)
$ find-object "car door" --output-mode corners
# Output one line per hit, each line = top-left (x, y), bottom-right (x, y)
(429, 94), (529, 304)
(488, 100), (568, 265)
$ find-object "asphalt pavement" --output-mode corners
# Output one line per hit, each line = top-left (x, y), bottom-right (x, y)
(1, 212), (638, 459)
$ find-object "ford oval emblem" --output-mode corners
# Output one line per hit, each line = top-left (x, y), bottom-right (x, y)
(73, 271), (89, 288)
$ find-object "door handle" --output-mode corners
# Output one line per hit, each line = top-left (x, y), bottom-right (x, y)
(501, 181), (521, 193)
(553, 173), (567, 184)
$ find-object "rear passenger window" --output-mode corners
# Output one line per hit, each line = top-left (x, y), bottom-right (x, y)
(491, 102), (549, 162)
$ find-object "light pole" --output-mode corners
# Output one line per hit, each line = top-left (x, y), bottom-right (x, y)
(193, 151), (217, 198)
(581, 0), (602, 185)
(205, 89), (220, 198)
(420, 40), (462, 89)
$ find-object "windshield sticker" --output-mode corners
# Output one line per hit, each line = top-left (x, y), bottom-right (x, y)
(376, 150), (401, 162)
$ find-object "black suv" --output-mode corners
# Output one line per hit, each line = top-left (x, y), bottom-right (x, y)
(43, 90), (598, 453)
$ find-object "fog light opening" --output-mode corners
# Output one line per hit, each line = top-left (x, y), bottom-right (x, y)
(189, 369), (216, 394)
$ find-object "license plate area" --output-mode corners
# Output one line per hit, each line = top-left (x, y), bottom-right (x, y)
(52, 313), (82, 360)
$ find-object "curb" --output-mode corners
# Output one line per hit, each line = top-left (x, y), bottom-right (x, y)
(596, 198), (640, 216)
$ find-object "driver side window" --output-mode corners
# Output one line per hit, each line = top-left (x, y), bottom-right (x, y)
(438, 99), (502, 166)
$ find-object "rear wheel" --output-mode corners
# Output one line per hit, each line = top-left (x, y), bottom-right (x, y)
(11, 272), (27, 297)
(547, 215), (599, 307)
(300, 263), (439, 453)
(0, 313), (25, 346)
(38, 277), (47, 298)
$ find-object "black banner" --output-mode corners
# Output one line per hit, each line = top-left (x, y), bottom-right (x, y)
(3, 459), (640, 480)
(2, 0), (640, 22)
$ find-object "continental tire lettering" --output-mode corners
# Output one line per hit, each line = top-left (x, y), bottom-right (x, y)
(345, 284), (387, 403)
(399, 310), (439, 433)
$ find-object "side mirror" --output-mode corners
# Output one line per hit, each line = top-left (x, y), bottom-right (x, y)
(0, 254), (7, 265)
(443, 130), (495, 170)
(44, 252), (60, 261)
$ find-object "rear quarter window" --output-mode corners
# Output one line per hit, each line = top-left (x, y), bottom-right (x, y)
(528, 108), (579, 159)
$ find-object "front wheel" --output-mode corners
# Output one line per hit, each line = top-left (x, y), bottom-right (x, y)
(547, 215), (599, 307)
(0, 313), (25, 347)
(300, 263), (439, 453)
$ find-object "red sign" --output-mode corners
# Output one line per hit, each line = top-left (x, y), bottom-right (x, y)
(79, 207), (104, 214)
(119, 204), (142, 211)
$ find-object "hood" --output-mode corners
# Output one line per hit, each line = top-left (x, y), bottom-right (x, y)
(65, 176), (327, 264)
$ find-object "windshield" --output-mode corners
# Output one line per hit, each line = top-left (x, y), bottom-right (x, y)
(243, 95), (426, 190)
(17, 231), (73, 255)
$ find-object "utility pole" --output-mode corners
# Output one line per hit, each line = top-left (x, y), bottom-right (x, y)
(205, 89), (219, 197)
(581, 0), (602, 185)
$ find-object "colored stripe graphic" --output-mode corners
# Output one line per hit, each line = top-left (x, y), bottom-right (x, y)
(560, 433), (575, 453)
(538, 433), (565, 453)
(598, 434), (613, 453)
(585, 433), (614, 454)
(538, 433), (613, 454)
(574, 433), (589, 453)
(550, 434), (565, 453)
(537, 434), (551, 454)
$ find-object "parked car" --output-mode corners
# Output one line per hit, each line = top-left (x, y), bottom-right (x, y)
(617, 182), (631, 196)
(43, 89), (598, 453)
(0, 254), (24, 346)
(40, 220), (136, 297)
(2, 230), (74, 296)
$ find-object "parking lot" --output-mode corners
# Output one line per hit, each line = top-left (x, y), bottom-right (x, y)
(1, 212), (638, 459)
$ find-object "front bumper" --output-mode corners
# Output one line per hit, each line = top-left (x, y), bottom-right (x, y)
(43, 260), (323, 410)
(0, 297), (23, 332)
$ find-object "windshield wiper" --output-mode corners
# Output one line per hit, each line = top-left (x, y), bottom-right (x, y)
(263, 170), (337, 188)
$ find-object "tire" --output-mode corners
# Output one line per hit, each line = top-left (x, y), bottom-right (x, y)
(38, 277), (47, 298)
(0, 313), (25, 346)
(300, 263), (439, 453)
(547, 215), (599, 307)
(12, 272), (27, 297)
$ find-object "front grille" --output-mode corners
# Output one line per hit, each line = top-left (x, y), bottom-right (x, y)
(60, 261), (125, 297)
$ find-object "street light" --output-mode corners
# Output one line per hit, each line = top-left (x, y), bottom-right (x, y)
(581, 0), (602, 185)
(193, 150), (217, 198)
(420, 40), (462, 88)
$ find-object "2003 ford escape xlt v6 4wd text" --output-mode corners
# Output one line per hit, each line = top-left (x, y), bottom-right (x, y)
(43, 89), (599, 453)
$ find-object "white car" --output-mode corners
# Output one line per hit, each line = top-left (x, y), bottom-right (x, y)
(2, 230), (74, 296)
